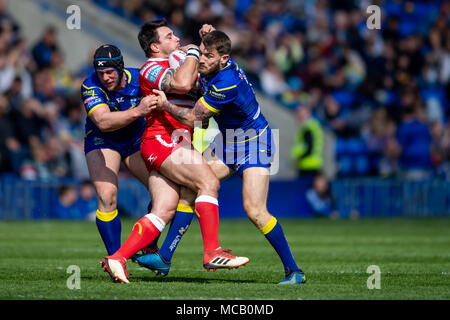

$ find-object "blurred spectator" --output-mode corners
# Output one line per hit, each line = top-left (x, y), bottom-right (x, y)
(49, 48), (73, 94)
(31, 26), (58, 69)
(0, 0), (447, 182)
(365, 107), (398, 175)
(430, 121), (446, 172)
(57, 98), (89, 180)
(396, 95), (432, 181)
(0, 94), (17, 172)
(11, 98), (46, 149)
(78, 180), (97, 221)
(305, 172), (339, 219)
(0, 48), (16, 94)
(291, 104), (324, 187)
(259, 58), (289, 97)
(378, 135), (401, 177)
(50, 185), (84, 219)
(186, 0), (227, 25)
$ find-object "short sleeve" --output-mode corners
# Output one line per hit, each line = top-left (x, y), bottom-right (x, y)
(81, 82), (109, 116)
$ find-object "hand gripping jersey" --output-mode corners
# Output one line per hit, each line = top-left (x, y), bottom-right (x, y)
(199, 58), (274, 175)
(139, 58), (197, 138)
(81, 68), (145, 158)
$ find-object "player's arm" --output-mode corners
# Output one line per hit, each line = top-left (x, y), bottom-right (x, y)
(160, 46), (200, 94)
(151, 89), (214, 128)
(87, 96), (154, 132)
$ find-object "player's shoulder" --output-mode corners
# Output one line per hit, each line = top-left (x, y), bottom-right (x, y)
(210, 59), (241, 91)
(125, 67), (140, 81)
(139, 59), (168, 84)
(123, 68), (141, 92)
(82, 71), (100, 88)
(81, 72), (107, 97)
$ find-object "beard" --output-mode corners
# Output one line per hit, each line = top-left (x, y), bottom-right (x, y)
(199, 60), (221, 76)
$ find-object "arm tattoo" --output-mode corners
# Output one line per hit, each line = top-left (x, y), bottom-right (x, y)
(161, 99), (214, 128)
(193, 100), (214, 128)
(160, 68), (176, 93)
(161, 100), (193, 126)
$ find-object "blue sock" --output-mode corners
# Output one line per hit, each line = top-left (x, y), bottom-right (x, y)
(96, 209), (121, 255)
(158, 204), (194, 263)
(260, 216), (300, 275)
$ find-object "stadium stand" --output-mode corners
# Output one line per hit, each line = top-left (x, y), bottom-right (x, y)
(0, 0), (449, 218)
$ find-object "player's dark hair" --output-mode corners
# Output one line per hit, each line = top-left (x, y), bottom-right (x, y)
(202, 30), (231, 56)
(138, 19), (168, 58)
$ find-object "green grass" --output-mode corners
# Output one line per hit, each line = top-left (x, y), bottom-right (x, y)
(0, 218), (449, 300)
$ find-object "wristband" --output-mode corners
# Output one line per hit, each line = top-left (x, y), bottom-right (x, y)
(186, 47), (200, 60)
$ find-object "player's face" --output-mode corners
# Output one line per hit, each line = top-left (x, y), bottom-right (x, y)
(155, 27), (180, 57)
(198, 43), (228, 76)
(96, 68), (119, 91)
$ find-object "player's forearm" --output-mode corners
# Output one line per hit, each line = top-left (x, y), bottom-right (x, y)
(172, 56), (199, 92)
(95, 108), (141, 132)
(161, 100), (197, 128)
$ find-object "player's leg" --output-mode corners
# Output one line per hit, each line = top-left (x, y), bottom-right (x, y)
(241, 167), (305, 284)
(86, 148), (122, 255)
(157, 186), (196, 262)
(102, 170), (180, 283)
(136, 186), (196, 275)
(123, 150), (161, 251)
(159, 146), (248, 269)
(125, 146), (196, 274)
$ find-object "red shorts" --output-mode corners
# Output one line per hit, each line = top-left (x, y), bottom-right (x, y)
(140, 129), (192, 172)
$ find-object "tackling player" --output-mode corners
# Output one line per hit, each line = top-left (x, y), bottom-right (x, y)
(82, 44), (181, 263)
(101, 21), (249, 283)
(148, 31), (306, 284)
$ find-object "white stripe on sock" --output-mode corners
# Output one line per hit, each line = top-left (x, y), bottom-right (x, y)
(195, 195), (218, 206)
(144, 213), (166, 232)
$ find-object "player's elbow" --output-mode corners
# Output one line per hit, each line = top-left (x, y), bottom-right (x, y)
(176, 81), (194, 94)
(98, 124), (114, 132)
(95, 118), (114, 132)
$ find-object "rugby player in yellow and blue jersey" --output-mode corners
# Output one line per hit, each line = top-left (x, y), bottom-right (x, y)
(82, 44), (183, 265)
(146, 31), (306, 284)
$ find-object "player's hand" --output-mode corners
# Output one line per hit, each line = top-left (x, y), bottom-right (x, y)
(180, 44), (199, 52)
(136, 95), (157, 116)
(151, 89), (168, 109)
(199, 24), (215, 38)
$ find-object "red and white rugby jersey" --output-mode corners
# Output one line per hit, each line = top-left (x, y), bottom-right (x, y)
(139, 58), (195, 138)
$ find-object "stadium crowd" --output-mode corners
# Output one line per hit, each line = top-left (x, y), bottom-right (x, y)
(0, 0), (449, 183)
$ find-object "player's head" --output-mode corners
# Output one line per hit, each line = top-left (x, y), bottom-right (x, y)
(93, 44), (124, 91)
(199, 30), (231, 76)
(138, 19), (180, 59)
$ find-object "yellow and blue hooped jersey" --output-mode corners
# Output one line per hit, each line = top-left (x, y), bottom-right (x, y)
(199, 58), (269, 143)
(81, 68), (145, 142)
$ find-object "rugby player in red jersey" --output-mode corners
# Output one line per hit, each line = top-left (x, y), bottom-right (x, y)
(101, 21), (248, 283)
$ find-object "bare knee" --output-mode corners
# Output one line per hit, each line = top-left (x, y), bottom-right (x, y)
(243, 201), (270, 228)
(96, 186), (117, 211)
(151, 207), (176, 224)
(196, 174), (220, 196)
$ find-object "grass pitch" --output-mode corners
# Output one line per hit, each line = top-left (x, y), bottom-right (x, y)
(0, 217), (449, 300)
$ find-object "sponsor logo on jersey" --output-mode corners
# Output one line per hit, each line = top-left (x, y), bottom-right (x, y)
(146, 64), (164, 83)
(85, 97), (103, 108)
(82, 89), (95, 97)
(208, 90), (226, 100)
